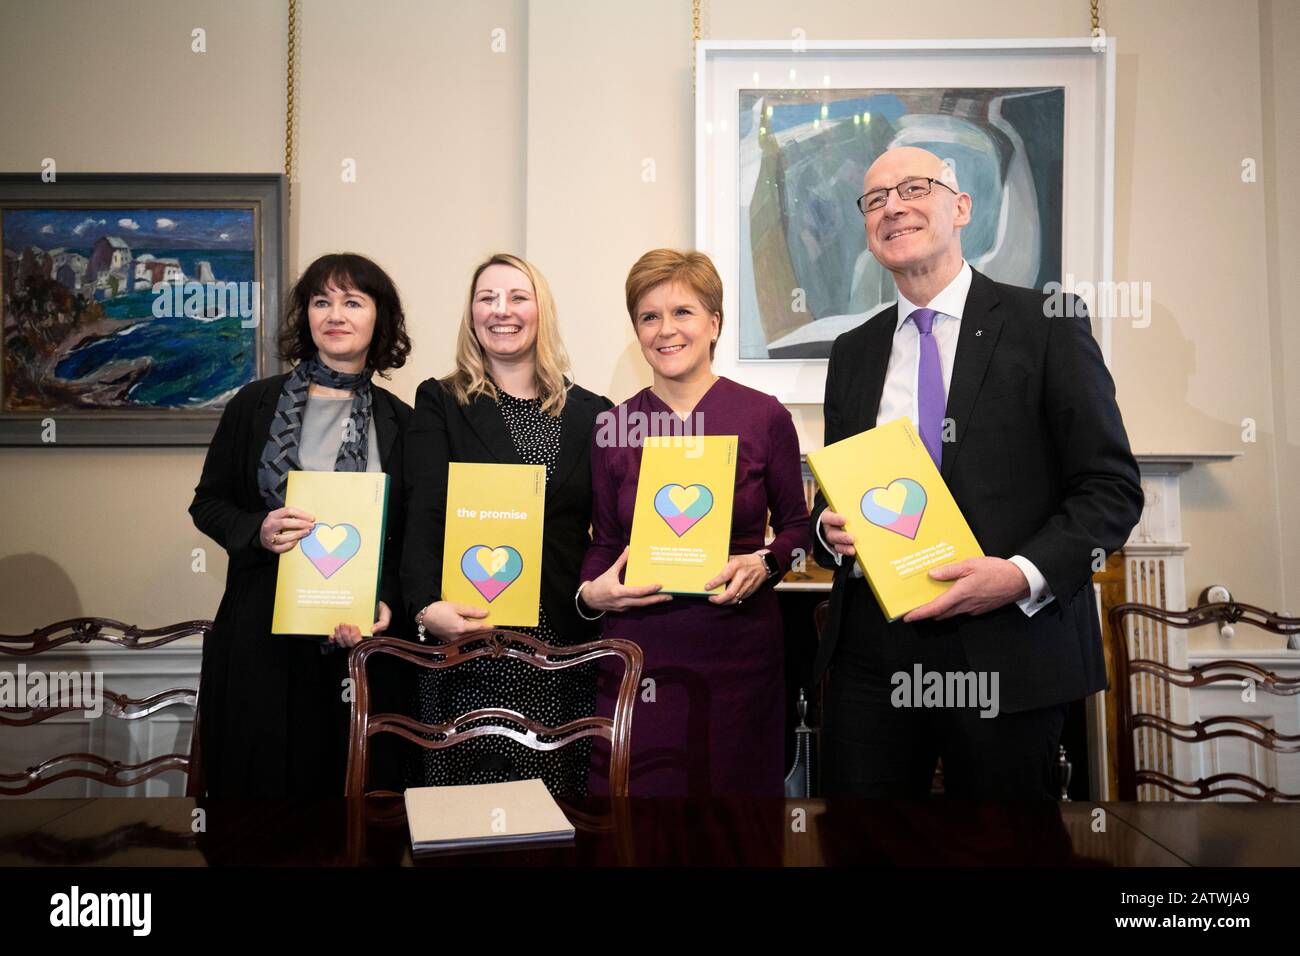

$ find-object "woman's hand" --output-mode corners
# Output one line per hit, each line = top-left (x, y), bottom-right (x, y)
(330, 601), (391, 649)
(581, 547), (673, 612)
(418, 600), (493, 640)
(260, 507), (316, 553)
(705, 552), (769, 605)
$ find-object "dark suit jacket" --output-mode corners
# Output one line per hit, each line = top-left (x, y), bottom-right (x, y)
(811, 268), (1144, 713)
(188, 372), (413, 796)
(400, 378), (614, 642)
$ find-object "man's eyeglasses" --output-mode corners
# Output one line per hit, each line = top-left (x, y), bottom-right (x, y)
(856, 176), (957, 215)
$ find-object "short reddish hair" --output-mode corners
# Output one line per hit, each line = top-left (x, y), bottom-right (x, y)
(625, 249), (724, 358)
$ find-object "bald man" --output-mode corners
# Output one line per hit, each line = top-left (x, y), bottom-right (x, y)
(810, 147), (1143, 799)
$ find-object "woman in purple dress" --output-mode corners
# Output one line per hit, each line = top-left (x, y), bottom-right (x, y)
(577, 249), (809, 796)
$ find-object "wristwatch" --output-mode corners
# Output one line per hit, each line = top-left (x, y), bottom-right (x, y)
(757, 549), (779, 580)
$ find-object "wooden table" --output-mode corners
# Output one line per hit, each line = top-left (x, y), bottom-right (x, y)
(1105, 803), (1300, 867)
(3, 797), (1294, 867)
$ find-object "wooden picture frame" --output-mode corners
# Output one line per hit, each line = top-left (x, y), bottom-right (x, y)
(0, 172), (286, 445)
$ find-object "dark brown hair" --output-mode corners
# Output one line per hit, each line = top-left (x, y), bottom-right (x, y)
(277, 253), (412, 375)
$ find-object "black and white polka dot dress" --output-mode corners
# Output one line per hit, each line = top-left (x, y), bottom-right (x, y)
(415, 386), (596, 796)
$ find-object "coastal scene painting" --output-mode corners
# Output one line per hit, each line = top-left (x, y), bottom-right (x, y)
(1, 206), (258, 412)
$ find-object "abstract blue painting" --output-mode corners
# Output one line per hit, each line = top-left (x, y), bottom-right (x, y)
(737, 87), (1064, 359)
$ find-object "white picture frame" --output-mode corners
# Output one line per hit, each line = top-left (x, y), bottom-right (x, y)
(695, 38), (1117, 404)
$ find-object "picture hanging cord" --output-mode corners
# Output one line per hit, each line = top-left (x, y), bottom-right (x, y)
(692, 0), (702, 93)
(285, 0), (298, 214)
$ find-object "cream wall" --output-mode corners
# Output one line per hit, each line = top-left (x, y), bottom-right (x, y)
(528, 0), (1299, 619)
(0, 0), (1295, 633)
(1103, 0), (1287, 620)
(1261, 0), (1300, 615)
(0, 0), (527, 631)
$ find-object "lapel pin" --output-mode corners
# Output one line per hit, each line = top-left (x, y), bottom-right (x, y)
(975, 329), (983, 336)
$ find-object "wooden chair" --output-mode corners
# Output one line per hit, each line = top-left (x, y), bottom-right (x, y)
(344, 631), (643, 798)
(0, 617), (205, 796)
(812, 599), (830, 643)
(1108, 601), (1300, 801)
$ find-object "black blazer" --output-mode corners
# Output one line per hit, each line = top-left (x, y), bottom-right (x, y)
(190, 372), (412, 623)
(400, 378), (613, 642)
(188, 372), (413, 796)
(811, 268), (1144, 713)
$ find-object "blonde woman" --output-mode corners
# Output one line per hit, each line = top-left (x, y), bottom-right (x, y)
(400, 253), (612, 795)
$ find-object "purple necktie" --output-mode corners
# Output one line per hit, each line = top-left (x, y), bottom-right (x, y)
(910, 307), (945, 466)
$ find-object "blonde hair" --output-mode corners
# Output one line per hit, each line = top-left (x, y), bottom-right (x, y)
(446, 253), (572, 416)
(625, 249), (724, 359)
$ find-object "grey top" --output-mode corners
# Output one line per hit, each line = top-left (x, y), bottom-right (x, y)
(298, 394), (380, 472)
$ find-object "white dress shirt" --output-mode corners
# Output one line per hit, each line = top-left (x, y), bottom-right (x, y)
(817, 260), (1054, 616)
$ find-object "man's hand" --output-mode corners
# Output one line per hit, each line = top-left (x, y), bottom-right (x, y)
(819, 509), (857, 557)
(903, 557), (1030, 622)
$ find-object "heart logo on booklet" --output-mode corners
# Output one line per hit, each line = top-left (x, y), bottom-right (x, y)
(460, 545), (524, 602)
(653, 483), (714, 537)
(300, 523), (362, 579)
(860, 478), (927, 540)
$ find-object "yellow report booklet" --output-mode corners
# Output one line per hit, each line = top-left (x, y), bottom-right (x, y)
(807, 417), (984, 621)
(625, 434), (738, 595)
(271, 471), (390, 637)
(441, 462), (545, 627)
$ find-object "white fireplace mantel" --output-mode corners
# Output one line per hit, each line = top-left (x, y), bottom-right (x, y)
(1129, 452), (1242, 552)
(1134, 453), (1244, 470)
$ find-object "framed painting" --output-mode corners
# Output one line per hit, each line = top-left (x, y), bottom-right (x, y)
(695, 39), (1116, 403)
(0, 173), (286, 444)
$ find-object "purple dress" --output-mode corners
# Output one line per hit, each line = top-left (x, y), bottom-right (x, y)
(581, 377), (809, 796)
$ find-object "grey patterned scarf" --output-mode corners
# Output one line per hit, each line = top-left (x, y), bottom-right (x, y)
(257, 353), (375, 510)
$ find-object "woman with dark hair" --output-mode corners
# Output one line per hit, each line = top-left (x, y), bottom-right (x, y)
(189, 253), (413, 797)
